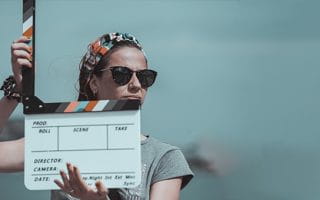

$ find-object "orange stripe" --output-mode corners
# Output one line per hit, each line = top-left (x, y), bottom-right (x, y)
(84, 101), (98, 111)
(92, 41), (100, 53)
(64, 102), (79, 112)
(23, 26), (33, 38)
(99, 47), (108, 55)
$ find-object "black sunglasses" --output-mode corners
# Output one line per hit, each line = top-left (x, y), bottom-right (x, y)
(100, 66), (157, 88)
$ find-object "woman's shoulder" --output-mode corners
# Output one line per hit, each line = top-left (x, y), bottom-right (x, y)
(141, 135), (185, 162)
(142, 135), (180, 152)
(142, 136), (194, 188)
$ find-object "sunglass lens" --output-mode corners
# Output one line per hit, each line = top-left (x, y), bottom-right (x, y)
(111, 67), (132, 85)
(137, 70), (157, 88)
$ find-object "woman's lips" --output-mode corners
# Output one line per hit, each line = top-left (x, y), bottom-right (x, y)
(122, 96), (141, 100)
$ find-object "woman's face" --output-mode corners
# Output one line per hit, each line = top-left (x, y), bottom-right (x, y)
(90, 46), (148, 102)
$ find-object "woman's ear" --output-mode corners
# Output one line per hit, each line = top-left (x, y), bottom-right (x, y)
(89, 75), (99, 96)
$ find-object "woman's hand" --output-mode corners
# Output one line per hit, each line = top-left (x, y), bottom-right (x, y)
(54, 163), (110, 200)
(10, 36), (32, 92)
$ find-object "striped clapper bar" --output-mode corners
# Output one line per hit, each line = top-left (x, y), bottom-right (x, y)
(22, 0), (141, 190)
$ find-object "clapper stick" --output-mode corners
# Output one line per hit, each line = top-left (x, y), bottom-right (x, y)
(22, 0), (41, 113)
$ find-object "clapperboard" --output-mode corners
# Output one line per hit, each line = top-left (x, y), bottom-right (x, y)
(22, 0), (141, 190)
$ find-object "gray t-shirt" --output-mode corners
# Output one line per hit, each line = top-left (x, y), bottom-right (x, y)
(51, 136), (193, 200)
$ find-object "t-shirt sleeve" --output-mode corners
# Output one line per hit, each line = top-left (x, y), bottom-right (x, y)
(151, 149), (194, 189)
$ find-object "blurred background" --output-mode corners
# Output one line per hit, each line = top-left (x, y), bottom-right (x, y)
(1, 0), (320, 199)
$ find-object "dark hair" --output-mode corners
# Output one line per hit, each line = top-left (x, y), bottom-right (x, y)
(77, 40), (146, 101)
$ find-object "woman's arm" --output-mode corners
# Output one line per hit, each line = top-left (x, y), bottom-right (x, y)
(150, 178), (182, 200)
(0, 137), (24, 172)
(0, 96), (19, 134)
(0, 36), (31, 171)
(1, 36), (31, 133)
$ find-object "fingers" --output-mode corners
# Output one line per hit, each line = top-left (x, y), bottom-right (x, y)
(12, 50), (32, 60)
(54, 179), (65, 190)
(11, 36), (32, 71)
(67, 163), (81, 194)
(60, 170), (72, 191)
(13, 36), (32, 44)
(16, 58), (32, 68)
(74, 165), (89, 192)
(54, 170), (72, 193)
(11, 42), (32, 54)
(95, 181), (108, 197)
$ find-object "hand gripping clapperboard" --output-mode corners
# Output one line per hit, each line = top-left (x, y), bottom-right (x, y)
(22, 0), (141, 190)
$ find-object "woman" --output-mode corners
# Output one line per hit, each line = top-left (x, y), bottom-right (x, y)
(0, 33), (193, 200)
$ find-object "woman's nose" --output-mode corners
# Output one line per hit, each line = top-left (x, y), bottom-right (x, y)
(128, 73), (142, 91)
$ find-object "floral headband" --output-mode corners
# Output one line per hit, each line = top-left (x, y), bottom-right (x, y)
(82, 32), (143, 72)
